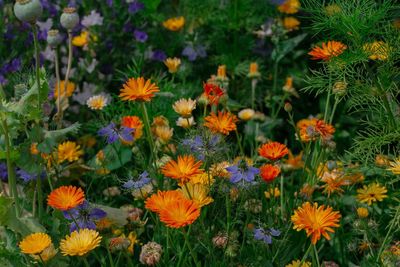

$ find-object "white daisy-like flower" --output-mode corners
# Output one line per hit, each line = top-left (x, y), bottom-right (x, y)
(86, 94), (109, 110)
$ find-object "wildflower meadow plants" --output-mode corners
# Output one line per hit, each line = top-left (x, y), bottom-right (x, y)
(0, 0), (399, 266)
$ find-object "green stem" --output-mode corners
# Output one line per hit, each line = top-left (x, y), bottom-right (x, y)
(376, 204), (400, 262)
(313, 244), (321, 267)
(107, 246), (115, 267)
(1, 119), (20, 216)
(36, 177), (43, 219)
(329, 96), (339, 124)
(251, 79), (256, 110)
(82, 257), (90, 267)
(58, 31), (73, 129)
(54, 48), (61, 126)
(235, 129), (244, 156)
(32, 24), (41, 110)
(299, 243), (313, 266)
(183, 227), (200, 267)
(140, 102), (158, 172)
(280, 174), (285, 221)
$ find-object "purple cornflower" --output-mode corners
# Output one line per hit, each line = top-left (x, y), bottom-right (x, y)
(98, 122), (134, 144)
(151, 50), (167, 62)
(128, 1), (144, 14)
(1, 58), (22, 74)
(182, 45), (207, 61)
(63, 201), (107, 232)
(134, 29), (148, 43)
(226, 161), (259, 184)
(0, 163), (8, 182)
(253, 228), (281, 244)
(17, 169), (45, 182)
(182, 135), (221, 160)
(123, 171), (152, 189)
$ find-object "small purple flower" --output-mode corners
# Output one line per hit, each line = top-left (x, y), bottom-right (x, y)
(81, 10), (104, 28)
(254, 228), (281, 244)
(17, 169), (45, 182)
(182, 45), (207, 61)
(226, 161), (259, 184)
(151, 50), (167, 62)
(123, 22), (135, 33)
(0, 163), (8, 182)
(0, 74), (7, 86)
(182, 135), (221, 160)
(63, 201), (107, 232)
(134, 29), (148, 43)
(123, 171), (152, 189)
(128, 1), (144, 14)
(106, 0), (113, 7)
(98, 123), (134, 144)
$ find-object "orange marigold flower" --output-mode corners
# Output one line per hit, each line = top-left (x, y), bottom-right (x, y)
(119, 77), (159, 102)
(278, 0), (300, 14)
(291, 202), (341, 244)
(258, 141), (289, 161)
(322, 177), (346, 197)
(162, 16), (185, 31)
(30, 142), (40, 155)
(204, 111), (238, 135)
(161, 155), (203, 184)
(121, 116), (144, 140)
(308, 41), (347, 61)
(54, 80), (76, 98)
(158, 198), (200, 228)
(283, 150), (304, 170)
(203, 83), (224, 106)
(297, 118), (335, 142)
(47, 186), (85, 211)
(145, 190), (186, 214)
(57, 141), (84, 163)
(260, 164), (281, 182)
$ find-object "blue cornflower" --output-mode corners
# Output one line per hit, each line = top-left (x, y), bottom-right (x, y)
(98, 122), (134, 144)
(134, 29), (148, 43)
(253, 228), (281, 244)
(128, 1), (144, 14)
(63, 201), (107, 232)
(226, 161), (259, 184)
(123, 171), (152, 189)
(182, 45), (207, 61)
(151, 50), (167, 62)
(182, 135), (221, 160)
(0, 162), (8, 182)
(17, 169), (45, 182)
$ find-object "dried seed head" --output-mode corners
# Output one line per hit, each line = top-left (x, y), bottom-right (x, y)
(14, 0), (42, 23)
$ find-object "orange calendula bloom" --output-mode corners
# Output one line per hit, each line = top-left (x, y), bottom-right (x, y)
(258, 141), (289, 161)
(297, 118), (335, 142)
(322, 177), (346, 197)
(162, 16), (185, 31)
(164, 57), (181, 73)
(278, 0), (300, 14)
(119, 77), (159, 102)
(121, 116), (144, 140)
(159, 198), (200, 228)
(47, 186), (85, 211)
(30, 142), (40, 155)
(283, 150), (304, 170)
(204, 111), (238, 135)
(145, 190), (186, 213)
(19, 233), (52, 255)
(291, 202), (341, 244)
(282, 17), (300, 31)
(308, 41), (347, 61)
(161, 155), (203, 184)
(54, 80), (76, 98)
(203, 83), (224, 106)
(57, 141), (83, 163)
(247, 62), (260, 78)
(260, 164), (281, 182)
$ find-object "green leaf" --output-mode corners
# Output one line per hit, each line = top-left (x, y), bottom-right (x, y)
(271, 33), (307, 63)
(0, 150), (20, 161)
(38, 138), (56, 154)
(95, 204), (129, 227)
(103, 142), (132, 171)
(43, 123), (81, 139)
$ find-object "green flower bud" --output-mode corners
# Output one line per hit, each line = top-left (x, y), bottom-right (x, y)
(13, 0), (42, 23)
(46, 29), (61, 47)
(60, 7), (79, 31)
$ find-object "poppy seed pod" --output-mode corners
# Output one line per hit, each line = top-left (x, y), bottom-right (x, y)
(60, 7), (79, 30)
(47, 29), (61, 47)
(14, 0), (42, 23)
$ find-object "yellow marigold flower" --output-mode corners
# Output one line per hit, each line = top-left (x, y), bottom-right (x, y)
(247, 62), (260, 78)
(264, 187), (280, 199)
(356, 183), (388, 205)
(19, 233), (52, 255)
(164, 57), (181, 73)
(54, 80), (76, 98)
(190, 172), (215, 185)
(152, 115), (169, 128)
(173, 98), (196, 118)
(325, 4), (341, 16)
(278, 0), (300, 14)
(72, 31), (89, 47)
(119, 77), (159, 102)
(57, 141), (83, 163)
(154, 126), (174, 144)
(30, 142), (39, 155)
(127, 232), (138, 254)
(178, 182), (214, 207)
(216, 65), (228, 82)
(285, 260), (311, 267)
(210, 161), (230, 178)
(238, 108), (255, 121)
(291, 202), (341, 244)
(86, 94), (109, 110)
(387, 158), (400, 174)
(357, 207), (369, 218)
(176, 117), (196, 128)
(60, 229), (102, 256)
(309, 41), (347, 61)
(363, 41), (389, 61)
(204, 111), (238, 135)
(163, 16), (185, 31)
(282, 17), (300, 31)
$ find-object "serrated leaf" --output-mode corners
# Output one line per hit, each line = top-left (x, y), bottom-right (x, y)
(43, 122), (81, 139)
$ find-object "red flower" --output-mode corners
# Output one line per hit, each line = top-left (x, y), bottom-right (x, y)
(203, 83), (224, 106)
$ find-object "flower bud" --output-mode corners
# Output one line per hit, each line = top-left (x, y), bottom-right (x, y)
(212, 233), (228, 248)
(357, 207), (369, 218)
(47, 29), (61, 47)
(332, 81), (347, 96)
(60, 7), (79, 31)
(139, 242), (162, 266)
(284, 102), (292, 112)
(14, 0), (42, 23)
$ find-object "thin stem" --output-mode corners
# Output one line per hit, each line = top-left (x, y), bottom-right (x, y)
(36, 177), (43, 219)
(280, 174), (285, 221)
(329, 96), (339, 124)
(299, 243), (313, 266)
(54, 48), (61, 125)
(1, 119), (20, 216)
(59, 31), (73, 129)
(32, 24), (41, 109)
(313, 244), (321, 267)
(183, 227), (200, 267)
(235, 129), (244, 156)
(107, 246), (115, 267)
(140, 102), (158, 170)
(251, 79), (257, 110)
(82, 257), (90, 267)
(376, 204), (400, 262)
